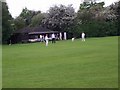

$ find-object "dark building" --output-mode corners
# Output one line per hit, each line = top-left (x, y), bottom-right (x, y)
(10, 26), (58, 44)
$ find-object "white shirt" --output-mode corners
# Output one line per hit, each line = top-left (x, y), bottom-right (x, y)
(45, 36), (48, 40)
(40, 35), (42, 38)
(52, 34), (55, 38)
(82, 33), (85, 38)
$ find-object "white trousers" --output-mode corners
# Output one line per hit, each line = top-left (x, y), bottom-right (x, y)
(46, 40), (48, 46)
(82, 37), (85, 41)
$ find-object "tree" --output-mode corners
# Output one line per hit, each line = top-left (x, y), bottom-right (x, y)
(19, 7), (41, 26)
(0, 1), (2, 44)
(73, 0), (118, 37)
(2, 2), (13, 44)
(42, 4), (75, 32)
(14, 16), (26, 30)
(31, 13), (45, 27)
(117, 1), (120, 35)
(78, 1), (105, 23)
(109, 1), (120, 35)
(73, 1), (104, 37)
(14, 8), (43, 29)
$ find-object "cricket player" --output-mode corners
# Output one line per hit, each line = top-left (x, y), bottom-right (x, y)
(45, 34), (49, 46)
(81, 32), (85, 41)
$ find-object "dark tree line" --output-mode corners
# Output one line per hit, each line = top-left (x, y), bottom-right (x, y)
(71, 1), (118, 38)
(2, 0), (120, 44)
(2, 2), (13, 44)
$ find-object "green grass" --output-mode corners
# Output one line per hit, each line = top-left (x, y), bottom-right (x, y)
(2, 36), (118, 88)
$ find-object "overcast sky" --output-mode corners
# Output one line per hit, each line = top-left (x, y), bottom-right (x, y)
(6, 0), (119, 18)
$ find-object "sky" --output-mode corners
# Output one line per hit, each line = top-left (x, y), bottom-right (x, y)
(6, 0), (119, 18)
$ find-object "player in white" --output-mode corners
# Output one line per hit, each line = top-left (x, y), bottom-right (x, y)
(59, 32), (62, 40)
(72, 37), (75, 42)
(81, 32), (85, 41)
(45, 34), (49, 46)
(40, 35), (42, 42)
(51, 33), (56, 43)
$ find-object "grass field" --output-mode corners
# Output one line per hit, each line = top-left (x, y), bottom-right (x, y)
(2, 36), (118, 88)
